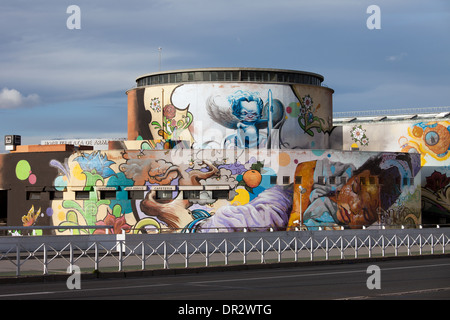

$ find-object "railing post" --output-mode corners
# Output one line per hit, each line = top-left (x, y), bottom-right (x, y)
(278, 237), (281, 263)
(419, 234), (422, 255)
(163, 241), (168, 269)
(69, 242), (74, 274)
(431, 234), (434, 255)
(225, 239), (228, 266)
(294, 235), (298, 262)
(43, 243), (48, 275)
(325, 236), (329, 261)
(94, 241), (99, 271)
(407, 234), (410, 256)
(261, 238), (264, 264)
(141, 241), (146, 270)
(185, 240), (189, 268)
(395, 234), (398, 256)
(16, 243), (20, 277)
(243, 238), (247, 265)
(205, 240), (209, 267)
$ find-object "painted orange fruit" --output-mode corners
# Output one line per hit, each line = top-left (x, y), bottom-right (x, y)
(243, 170), (262, 188)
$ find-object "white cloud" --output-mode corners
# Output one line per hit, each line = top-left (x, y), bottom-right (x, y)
(386, 52), (407, 62)
(0, 87), (40, 109)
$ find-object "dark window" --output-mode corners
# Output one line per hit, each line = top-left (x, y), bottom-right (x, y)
(75, 191), (90, 200)
(183, 190), (200, 200)
(329, 176), (336, 185)
(318, 176), (325, 185)
(27, 191), (41, 200)
(128, 190), (144, 200)
(270, 176), (277, 184)
(283, 176), (290, 184)
(156, 190), (172, 200)
(100, 191), (116, 200)
(212, 190), (229, 199)
(49, 191), (64, 200)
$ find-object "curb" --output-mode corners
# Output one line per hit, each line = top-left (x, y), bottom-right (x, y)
(1, 253), (449, 284)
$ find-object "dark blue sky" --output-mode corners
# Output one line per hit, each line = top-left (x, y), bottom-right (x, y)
(1, 0), (449, 150)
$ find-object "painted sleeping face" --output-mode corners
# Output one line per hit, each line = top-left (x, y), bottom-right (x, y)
(336, 170), (380, 228)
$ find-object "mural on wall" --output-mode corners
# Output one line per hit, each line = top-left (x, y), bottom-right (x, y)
(289, 86), (333, 137)
(11, 149), (418, 235)
(206, 89), (284, 148)
(422, 170), (450, 219)
(350, 125), (370, 147)
(287, 152), (421, 230)
(400, 121), (450, 165)
(134, 83), (334, 150)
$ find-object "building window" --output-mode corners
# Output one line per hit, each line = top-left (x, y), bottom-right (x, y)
(128, 190), (144, 200)
(183, 190), (200, 200)
(329, 176), (336, 185)
(317, 176), (325, 185)
(156, 190), (173, 200)
(49, 191), (64, 200)
(100, 191), (116, 200)
(212, 190), (229, 200)
(270, 175), (277, 184)
(75, 191), (90, 200)
(360, 177), (367, 185)
(283, 176), (290, 184)
(27, 191), (41, 200)
(340, 176), (347, 184)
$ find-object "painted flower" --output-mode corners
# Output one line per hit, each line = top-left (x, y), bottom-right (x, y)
(93, 211), (131, 235)
(22, 205), (41, 227)
(163, 104), (176, 119)
(150, 98), (161, 112)
(351, 127), (364, 141)
(361, 137), (369, 146)
(425, 171), (450, 193)
(75, 151), (116, 178)
(303, 95), (313, 109)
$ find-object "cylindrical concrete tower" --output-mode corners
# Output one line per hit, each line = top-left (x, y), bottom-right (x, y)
(126, 68), (334, 149)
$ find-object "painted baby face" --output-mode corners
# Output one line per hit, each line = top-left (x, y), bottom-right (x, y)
(237, 101), (260, 122)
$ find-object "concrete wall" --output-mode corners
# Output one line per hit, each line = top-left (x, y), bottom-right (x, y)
(127, 83), (334, 150)
(0, 148), (421, 234)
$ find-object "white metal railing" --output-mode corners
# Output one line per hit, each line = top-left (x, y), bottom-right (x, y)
(0, 228), (449, 277)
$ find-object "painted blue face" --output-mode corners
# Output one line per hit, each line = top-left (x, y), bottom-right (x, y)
(238, 101), (260, 122)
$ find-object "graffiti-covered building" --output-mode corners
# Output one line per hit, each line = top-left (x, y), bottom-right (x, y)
(332, 109), (450, 225)
(0, 68), (427, 234)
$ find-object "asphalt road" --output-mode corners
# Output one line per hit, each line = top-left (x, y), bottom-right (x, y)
(0, 256), (449, 303)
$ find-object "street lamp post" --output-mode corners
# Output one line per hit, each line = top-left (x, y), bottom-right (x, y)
(298, 185), (306, 230)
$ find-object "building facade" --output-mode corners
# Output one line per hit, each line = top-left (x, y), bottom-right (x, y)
(0, 68), (431, 234)
(332, 110), (450, 224)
